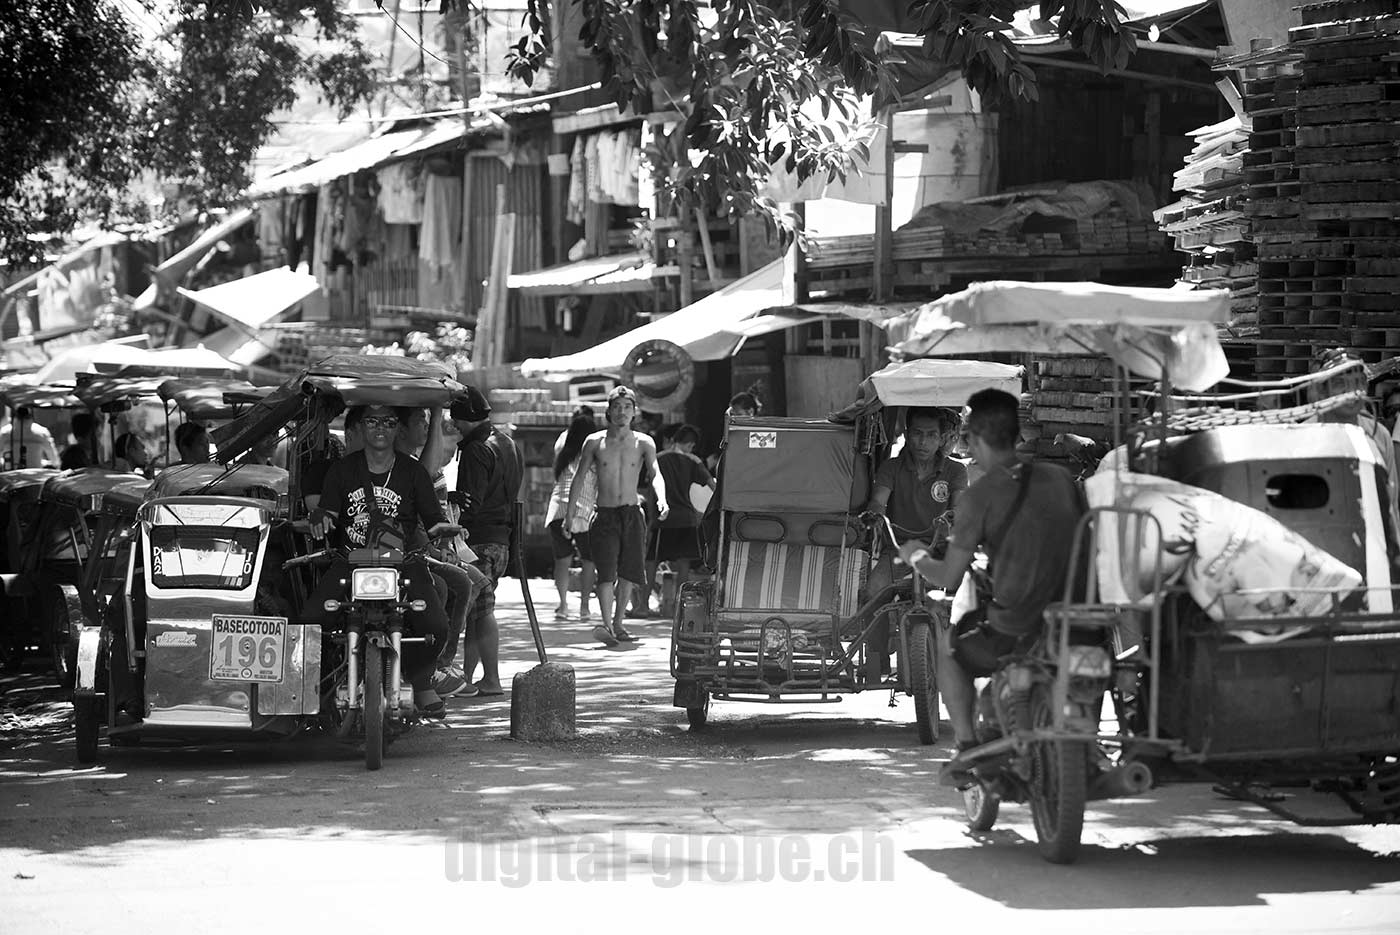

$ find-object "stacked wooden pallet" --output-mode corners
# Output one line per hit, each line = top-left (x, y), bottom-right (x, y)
(1155, 114), (1258, 335)
(1249, 2), (1400, 377)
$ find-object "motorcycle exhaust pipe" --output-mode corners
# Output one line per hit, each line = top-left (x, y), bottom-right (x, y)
(1089, 760), (1154, 801)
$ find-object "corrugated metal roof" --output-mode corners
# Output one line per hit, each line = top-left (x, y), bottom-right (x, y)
(247, 120), (467, 197)
(507, 252), (657, 296)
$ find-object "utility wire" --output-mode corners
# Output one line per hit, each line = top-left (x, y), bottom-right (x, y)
(375, 0), (451, 67)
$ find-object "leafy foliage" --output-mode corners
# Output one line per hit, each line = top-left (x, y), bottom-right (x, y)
(1, 1), (376, 266)
(0, 0), (147, 266)
(481, 0), (1138, 241)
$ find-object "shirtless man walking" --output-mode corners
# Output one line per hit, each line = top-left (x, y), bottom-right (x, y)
(566, 385), (668, 645)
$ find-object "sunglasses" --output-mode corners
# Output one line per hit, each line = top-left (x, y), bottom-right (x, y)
(362, 416), (399, 429)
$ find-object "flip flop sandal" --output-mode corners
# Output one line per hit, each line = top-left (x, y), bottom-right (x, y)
(614, 628), (637, 642)
(591, 625), (619, 647)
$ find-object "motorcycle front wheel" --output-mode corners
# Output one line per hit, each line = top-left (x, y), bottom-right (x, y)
(1028, 683), (1087, 864)
(364, 642), (385, 771)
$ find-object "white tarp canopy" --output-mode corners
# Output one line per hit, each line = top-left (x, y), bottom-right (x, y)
(177, 267), (321, 332)
(520, 258), (794, 380)
(28, 342), (245, 384)
(869, 358), (1024, 407)
(891, 281), (1231, 392)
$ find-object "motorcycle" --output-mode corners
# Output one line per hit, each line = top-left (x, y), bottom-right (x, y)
(283, 534), (452, 770)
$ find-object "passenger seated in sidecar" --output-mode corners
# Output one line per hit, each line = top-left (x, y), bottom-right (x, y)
(901, 389), (1085, 756)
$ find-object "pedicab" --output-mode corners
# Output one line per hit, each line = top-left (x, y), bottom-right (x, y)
(668, 358), (1022, 742)
(892, 281), (1400, 863)
(74, 354), (462, 770)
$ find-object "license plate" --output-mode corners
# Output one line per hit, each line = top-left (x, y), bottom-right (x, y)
(209, 615), (287, 683)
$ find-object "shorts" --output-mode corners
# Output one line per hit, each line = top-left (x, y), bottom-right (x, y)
(653, 525), (701, 563)
(952, 610), (1034, 677)
(590, 505), (647, 586)
(548, 519), (591, 562)
(465, 542), (511, 635)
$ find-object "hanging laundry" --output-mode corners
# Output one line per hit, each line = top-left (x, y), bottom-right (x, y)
(419, 173), (463, 272)
(256, 199), (285, 258)
(585, 133), (604, 205)
(567, 136), (587, 225)
(377, 162), (424, 224)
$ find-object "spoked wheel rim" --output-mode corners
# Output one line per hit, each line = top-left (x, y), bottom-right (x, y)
(1028, 684), (1087, 864)
(963, 779), (999, 832)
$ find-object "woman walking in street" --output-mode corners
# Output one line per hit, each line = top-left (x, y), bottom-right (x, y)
(546, 411), (598, 621)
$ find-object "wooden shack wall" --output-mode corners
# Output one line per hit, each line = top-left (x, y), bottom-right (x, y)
(464, 154), (547, 360)
(994, 59), (1224, 205)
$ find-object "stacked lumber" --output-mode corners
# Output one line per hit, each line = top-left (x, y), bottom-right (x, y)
(1247, 1), (1400, 377)
(1155, 114), (1258, 336)
(1029, 357), (1150, 446)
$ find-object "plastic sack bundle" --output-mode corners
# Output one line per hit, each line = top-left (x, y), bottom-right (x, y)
(1084, 472), (1362, 639)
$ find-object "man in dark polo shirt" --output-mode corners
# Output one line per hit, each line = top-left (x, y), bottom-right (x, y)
(862, 406), (967, 671)
(865, 407), (968, 597)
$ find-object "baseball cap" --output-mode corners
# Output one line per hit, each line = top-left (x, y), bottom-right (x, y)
(607, 385), (637, 404)
(449, 385), (491, 421)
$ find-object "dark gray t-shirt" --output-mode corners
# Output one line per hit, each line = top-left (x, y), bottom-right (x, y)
(949, 461), (1084, 637)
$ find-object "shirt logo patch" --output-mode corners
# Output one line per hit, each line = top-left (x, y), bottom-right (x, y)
(345, 484), (404, 547)
(931, 480), (950, 503)
(748, 432), (777, 449)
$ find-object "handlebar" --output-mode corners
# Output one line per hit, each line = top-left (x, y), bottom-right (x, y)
(280, 533), (457, 572)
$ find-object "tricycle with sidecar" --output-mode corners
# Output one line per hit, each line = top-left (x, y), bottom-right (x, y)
(73, 355), (465, 770)
(893, 281), (1400, 863)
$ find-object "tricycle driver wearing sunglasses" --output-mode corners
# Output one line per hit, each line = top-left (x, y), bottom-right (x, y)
(307, 404), (463, 717)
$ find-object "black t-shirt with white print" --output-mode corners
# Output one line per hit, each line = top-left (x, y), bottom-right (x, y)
(318, 451), (446, 549)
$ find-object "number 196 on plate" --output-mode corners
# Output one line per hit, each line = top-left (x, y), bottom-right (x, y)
(210, 615), (287, 683)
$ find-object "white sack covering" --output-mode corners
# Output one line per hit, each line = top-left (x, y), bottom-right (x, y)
(1085, 471), (1364, 643)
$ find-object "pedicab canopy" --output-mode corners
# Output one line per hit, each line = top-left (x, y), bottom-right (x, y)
(158, 378), (273, 423)
(722, 417), (861, 514)
(74, 372), (164, 412)
(891, 281), (1231, 393)
(829, 358), (1024, 423)
(213, 354), (463, 463)
(0, 383), (81, 411)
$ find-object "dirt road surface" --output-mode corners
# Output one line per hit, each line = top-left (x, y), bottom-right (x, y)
(2, 580), (1398, 933)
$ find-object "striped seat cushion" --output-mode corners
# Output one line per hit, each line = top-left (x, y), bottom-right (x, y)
(723, 540), (867, 618)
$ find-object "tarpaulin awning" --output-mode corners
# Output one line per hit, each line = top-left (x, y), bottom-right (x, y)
(176, 267), (321, 333)
(828, 358), (1024, 422)
(29, 341), (160, 384)
(247, 121), (465, 198)
(520, 259), (792, 380)
(132, 208), (257, 311)
(507, 252), (658, 297)
(0, 383), (82, 410)
(890, 281), (1231, 392)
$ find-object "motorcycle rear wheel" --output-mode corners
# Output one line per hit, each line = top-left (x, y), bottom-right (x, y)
(364, 642), (385, 771)
(1028, 683), (1087, 864)
(907, 621), (940, 745)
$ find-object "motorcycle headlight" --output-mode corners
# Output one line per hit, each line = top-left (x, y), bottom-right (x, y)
(351, 568), (399, 600)
(1066, 645), (1112, 678)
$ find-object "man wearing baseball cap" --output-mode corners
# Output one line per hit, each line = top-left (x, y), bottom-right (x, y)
(448, 386), (522, 695)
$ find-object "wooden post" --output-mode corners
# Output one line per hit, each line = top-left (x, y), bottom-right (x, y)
(873, 106), (896, 302)
(677, 216), (694, 307)
(694, 208), (719, 284)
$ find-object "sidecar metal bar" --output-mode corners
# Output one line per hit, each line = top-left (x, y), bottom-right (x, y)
(1052, 506), (1168, 739)
(1212, 782), (1384, 827)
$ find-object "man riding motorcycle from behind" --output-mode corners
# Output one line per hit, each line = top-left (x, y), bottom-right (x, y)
(306, 404), (461, 718)
(900, 389), (1084, 781)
